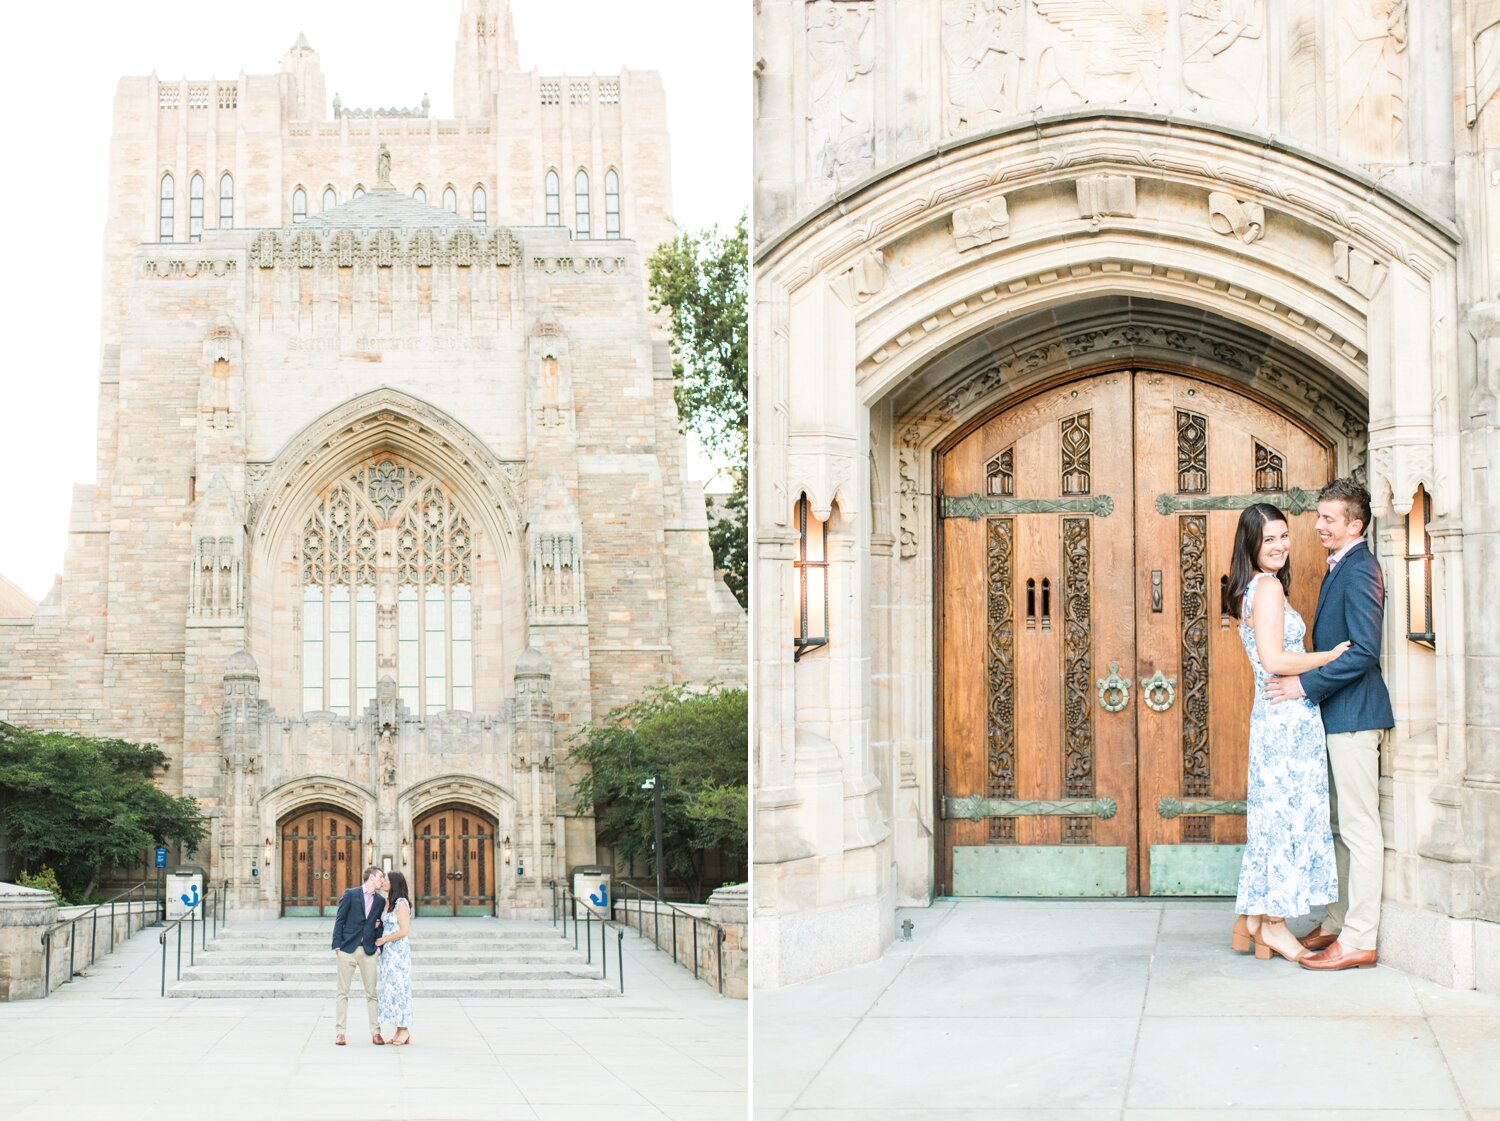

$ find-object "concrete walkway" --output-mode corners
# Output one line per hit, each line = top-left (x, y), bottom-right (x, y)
(0, 916), (744, 1121)
(754, 899), (1500, 1121)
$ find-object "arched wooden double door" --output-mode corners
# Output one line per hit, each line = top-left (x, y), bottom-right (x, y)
(280, 806), (363, 916)
(938, 370), (1334, 897)
(413, 805), (496, 916)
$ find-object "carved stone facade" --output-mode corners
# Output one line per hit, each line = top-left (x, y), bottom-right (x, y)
(0, 1), (744, 920)
(754, 0), (1500, 996)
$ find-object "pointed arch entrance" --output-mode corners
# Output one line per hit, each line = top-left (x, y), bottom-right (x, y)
(412, 803), (497, 916)
(279, 804), (364, 916)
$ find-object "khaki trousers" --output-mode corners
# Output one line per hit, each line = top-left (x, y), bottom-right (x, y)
(1321, 729), (1384, 950)
(334, 948), (379, 1034)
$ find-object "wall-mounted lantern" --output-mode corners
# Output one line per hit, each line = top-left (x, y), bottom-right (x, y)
(264, 837), (273, 868)
(400, 837), (410, 867)
(503, 836), (513, 865)
(1405, 484), (1435, 649)
(793, 495), (828, 661)
(365, 838), (375, 867)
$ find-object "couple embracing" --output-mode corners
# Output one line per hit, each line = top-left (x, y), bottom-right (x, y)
(1229, 478), (1391, 971)
(331, 866), (415, 1045)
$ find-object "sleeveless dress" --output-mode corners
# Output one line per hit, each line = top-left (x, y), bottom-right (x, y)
(1234, 573), (1339, 917)
(377, 898), (413, 1027)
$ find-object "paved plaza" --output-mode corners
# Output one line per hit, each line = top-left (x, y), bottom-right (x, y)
(0, 918), (744, 1121)
(754, 899), (1500, 1121)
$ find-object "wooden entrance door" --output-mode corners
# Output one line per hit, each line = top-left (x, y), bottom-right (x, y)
(280, 806), (363, 916)
(938, 370), (1332, 897)
(413, 805), (496, 916)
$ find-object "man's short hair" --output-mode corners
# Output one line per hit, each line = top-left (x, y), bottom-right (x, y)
(1318, 477), (1372, 534)
(363, 865), (384, 882)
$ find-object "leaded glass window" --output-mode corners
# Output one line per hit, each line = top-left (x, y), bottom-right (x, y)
(189, 173), (204, 242)
(574, 169), (591, 238)
(292, 186), (307, 222)
(604, 169), (620, 238)
(544, 170), (560, 226)
(159, 173), (174, 241)
(301, 458), (476, 717)
(322, 185), (337, 212)
(442, 185), (457, 213)
(472, 185), (487, 225)
(219, 172), (234, 229)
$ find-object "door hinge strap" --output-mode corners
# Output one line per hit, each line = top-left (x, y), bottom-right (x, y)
(944, 795), (1117, 821)
(1153, 488), (1318, 515)
(1158, 796), (1247, 817)
(942, 493), (1115, 519)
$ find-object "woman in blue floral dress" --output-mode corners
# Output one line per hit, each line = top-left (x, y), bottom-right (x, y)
(376, 871), (413, 1044)
(1226, 503), (1348, 963)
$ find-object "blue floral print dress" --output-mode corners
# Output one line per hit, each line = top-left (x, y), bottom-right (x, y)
(1235, 573), (1338, 917)
(377, 898), (412, 1027)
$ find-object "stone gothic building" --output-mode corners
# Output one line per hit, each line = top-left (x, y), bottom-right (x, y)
(754, 0), (1500, 991)
(0, 0), (744, 919)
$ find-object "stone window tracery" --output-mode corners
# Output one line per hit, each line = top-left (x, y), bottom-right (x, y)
(605, 169), (620, 238)
(574, 169), (591, 238)
(442, 185), (458, 213)
(472, 185), (487, 225)
(544, 171), (561, 226)
(159, 173), (174, 242)
(300, 457), (476, 717)
(189, 173), (204, 242)
(219, 172), (234, 229)
(292, 186), (307, 223)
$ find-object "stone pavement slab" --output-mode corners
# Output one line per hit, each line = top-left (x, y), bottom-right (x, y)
(0, 917), (744, 1121)
(755, 899), (1500, 1120)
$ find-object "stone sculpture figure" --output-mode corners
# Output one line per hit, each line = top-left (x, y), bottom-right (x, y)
(1180, 0), (1266, 125)
(376, 143), (392, 188)
(807, 0), (876, 187)
(1034, 0), (1167, 109)
(1340, 0), (1408, 163)
(941, 0), (1025, 135)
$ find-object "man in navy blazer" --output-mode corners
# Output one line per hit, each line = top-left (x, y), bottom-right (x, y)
(1265, 479), (1392, 970)
(331, 866), (387, 1045)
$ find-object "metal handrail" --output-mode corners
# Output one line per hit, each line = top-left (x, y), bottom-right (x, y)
(614, 878), (727, 995)
(157, 884), (228, 996)
(548, 881), (626, 995)
(40, 880), (159, 997)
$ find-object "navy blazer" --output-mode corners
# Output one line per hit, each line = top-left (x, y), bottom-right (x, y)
(331, 886), (385, 954)
(1298, 539), (1394, 734)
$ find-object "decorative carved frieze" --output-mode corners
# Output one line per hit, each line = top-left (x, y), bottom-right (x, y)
(952, 195), (1011, 252)
(985, 446), (1015, 497)
(1179, 514), (1211, 799)
(1182, 1), (1266, 125)
(1176, 411), (1208, 493)
(986, 518), (1017, 844)
(145, 258), (238, 279)
(1060, 412), (1092, 495)
(247, 227), (519, 270)
(1253, 440), (1286, 492)
(1061, 516), (1094, 845)
(941, 0), (1025, 133)
(1207, 191), (1266, 243)
(1035, 0), (1166, 108)
(1339, 1), (1408, 164)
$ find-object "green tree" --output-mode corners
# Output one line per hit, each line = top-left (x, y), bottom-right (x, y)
(571, 684), (747, 902)
(648, 213), (748, 608)
(0, 723), (207, 901)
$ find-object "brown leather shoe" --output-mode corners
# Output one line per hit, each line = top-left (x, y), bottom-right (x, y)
(372, 1033), (385, 1045)
(1298, 927), (1339, 952)
(1299, 940), (1377, 970)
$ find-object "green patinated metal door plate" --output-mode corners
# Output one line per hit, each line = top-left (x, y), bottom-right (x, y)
(1149, 844), (1244, 895)
(952, 845), (1128, 897)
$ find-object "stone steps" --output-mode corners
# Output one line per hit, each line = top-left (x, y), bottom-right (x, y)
(168, 920), (617, 998)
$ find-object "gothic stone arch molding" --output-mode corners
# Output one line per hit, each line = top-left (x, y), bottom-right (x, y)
(248, 387), (525, 562)
(400, 774), (516, 824)
(262, 774), (375, 826)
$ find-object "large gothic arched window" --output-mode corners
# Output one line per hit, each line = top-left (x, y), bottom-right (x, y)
(301, 457), (475, 717)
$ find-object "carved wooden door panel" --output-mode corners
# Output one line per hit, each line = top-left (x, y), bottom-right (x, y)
(938, 370), (1333, 897)
(939, 374), (1139, 896)
(414, 805), (496, 916)
(1133, 373), (1332, 895)
(280, 807), (363, 916)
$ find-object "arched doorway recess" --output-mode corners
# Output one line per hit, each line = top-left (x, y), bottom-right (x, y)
(936, 367), (1332, 897)
(279, 804), (363, 916)
(412, 803), (497, 916)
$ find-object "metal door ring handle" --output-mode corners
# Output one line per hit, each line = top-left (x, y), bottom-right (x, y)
(1141, 671), (1177, 713)
(1096, 661), (1131, 713)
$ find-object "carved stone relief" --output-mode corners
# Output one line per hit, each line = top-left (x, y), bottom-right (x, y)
(897, 426), (923, 558)
(1077, 175), (1137, 227)
(1339, 0), (1408, 164)
(1034, 0), (1166, 110)
(1207, 191), (1265, 243)
(1060, 515), (1094, 845)
(985, 517), (1017, 844)
(807, 0), (876, 188)
(952, 195), (1011, 251)
(1333, 240), (1389, 299)
(942, 0), (1026, 134)
(1180, 0), (1266, 126)
(1471, 5), (1500, 140)
(829, 249), (887, 307)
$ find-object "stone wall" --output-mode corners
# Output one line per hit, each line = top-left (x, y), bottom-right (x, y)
(613, 883), (748, 998)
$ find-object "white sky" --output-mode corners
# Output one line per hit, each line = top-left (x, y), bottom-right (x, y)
(0, 0), (749, 602)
